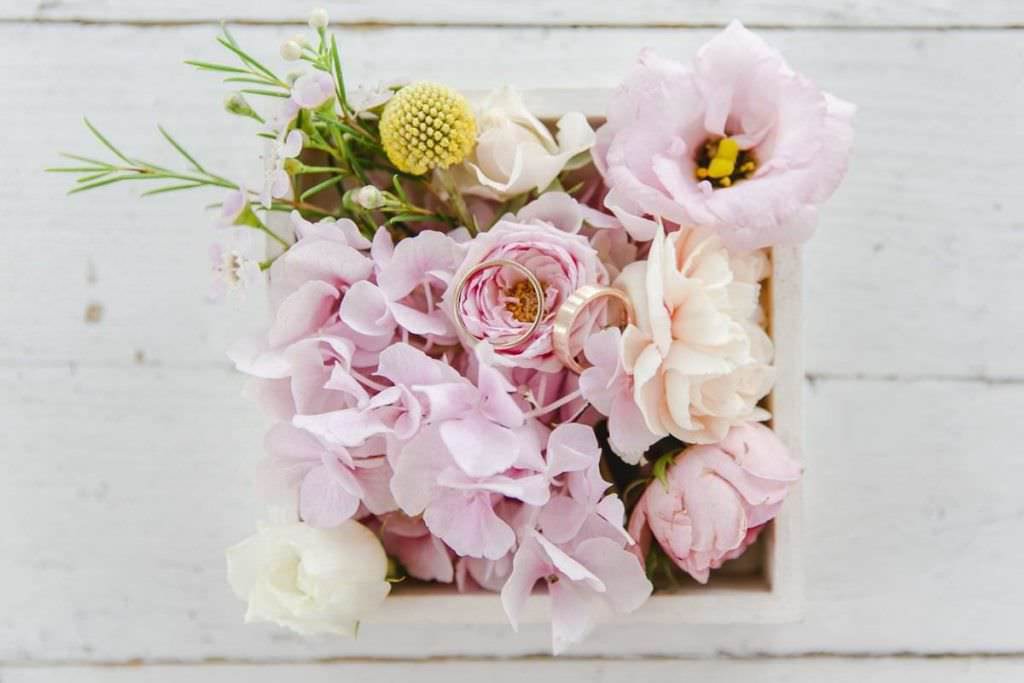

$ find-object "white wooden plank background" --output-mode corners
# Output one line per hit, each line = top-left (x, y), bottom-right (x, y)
(3, 658), (1024, 682)
(3, 0), (1024, 27)
(2, 2), (1023, 681)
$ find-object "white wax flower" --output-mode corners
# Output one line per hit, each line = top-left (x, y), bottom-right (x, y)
(454, 87), (595, 201)
(226, 520), (391, 637)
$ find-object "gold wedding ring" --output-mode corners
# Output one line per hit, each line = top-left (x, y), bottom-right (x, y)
(552, 285), (635, 374)
(452, 259), (546, 350)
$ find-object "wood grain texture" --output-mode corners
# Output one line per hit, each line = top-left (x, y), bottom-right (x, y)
(3, 658), (1024, 682)
(3, 9), (1023, 674)
(3, 369), (1022, 661)
(5, 25), (1024, 378)
(3, 0), (1024, 27)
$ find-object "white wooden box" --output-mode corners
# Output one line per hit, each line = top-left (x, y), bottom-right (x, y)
(367, 90), (805, 626)
(292, 89), (804, 626)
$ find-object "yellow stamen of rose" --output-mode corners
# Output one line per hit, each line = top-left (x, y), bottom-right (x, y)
(505, 279), (543, 323)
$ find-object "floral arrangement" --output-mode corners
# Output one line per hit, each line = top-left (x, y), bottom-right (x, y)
(52, 11), (853, 653)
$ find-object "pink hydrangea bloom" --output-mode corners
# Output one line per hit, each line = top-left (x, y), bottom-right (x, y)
(263, 423), (396, 528)
(627, 422), (801, 583)
(502, 531), (651, 654)
(578, 327), (659, 464)
(594, 20), (855, 250)
(391, 424), (550, 559)
(379, 513), (455, 583)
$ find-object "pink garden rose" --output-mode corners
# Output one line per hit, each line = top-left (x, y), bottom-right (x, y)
(445, 213), (609, 371)
(627, 422), (801, 582)
(594, 20), (855, 250)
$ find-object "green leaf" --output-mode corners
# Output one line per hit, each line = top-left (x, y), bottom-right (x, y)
(83, 118), (132, 165)
(75, 170), (116, 183)
(386, 213), (436, 225)
(651, 452), (678, 491)
(391, 174), (409, 203)
(158, 125), (208, 174)
(223, 76), (280, 87)
(299, 174), (345, 201)
(184, 60), (249, 74)
(240, 89), (290, 98)
(59, 152), (113, 167)
(45, 166), (108, 173)
(67, 175), (136, 194)
(216, 35), (280, 84)
(330, 35), (349, 112)
(140, 182), (206, 196)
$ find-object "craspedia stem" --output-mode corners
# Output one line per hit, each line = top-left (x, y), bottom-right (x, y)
(434, 167), (477, 234)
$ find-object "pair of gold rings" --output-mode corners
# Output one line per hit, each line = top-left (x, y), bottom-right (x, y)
(451, 259), (634, 373)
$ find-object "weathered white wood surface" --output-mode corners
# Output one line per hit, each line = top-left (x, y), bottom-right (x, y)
(2, 4), (1023, 681)
(3, 0), (1023, 27)
(3, 658), (1024, 682)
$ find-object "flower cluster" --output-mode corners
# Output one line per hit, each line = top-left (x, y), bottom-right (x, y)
(55, 11), (851, 653)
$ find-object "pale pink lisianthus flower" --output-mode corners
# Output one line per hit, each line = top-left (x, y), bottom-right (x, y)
(616, 226), (774, 444)
(445, 216), (608, 371)
(627, 422), (801, 583)
(594, 20), (855, 250)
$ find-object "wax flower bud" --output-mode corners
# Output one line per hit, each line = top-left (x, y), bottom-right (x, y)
(354, 185), (386, 210)
(224, 93), (260, 121)
(309, 8), (330, 29)
(280, 40), (303, 62)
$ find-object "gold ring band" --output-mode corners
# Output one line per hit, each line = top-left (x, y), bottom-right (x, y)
(452, 259), (546, 350)
(552, 285), (635, 374)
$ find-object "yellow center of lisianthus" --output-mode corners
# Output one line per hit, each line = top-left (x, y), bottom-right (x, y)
(505, 279), (544, 323)
(694, 137), (757, 188)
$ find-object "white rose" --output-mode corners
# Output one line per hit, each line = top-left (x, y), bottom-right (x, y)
(455, 87), (595, 200)
(226, 520), (390, 637)
(617, 227), (774, 444)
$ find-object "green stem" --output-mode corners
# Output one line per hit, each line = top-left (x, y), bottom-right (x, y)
(434, 167), (476, 235)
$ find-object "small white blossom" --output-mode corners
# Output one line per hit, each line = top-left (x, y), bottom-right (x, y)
(260, 129), (303, 209)
(309, 8), (330, 29)
(209, 234), (262, 301)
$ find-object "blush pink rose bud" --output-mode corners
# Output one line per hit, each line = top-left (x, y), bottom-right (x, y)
(627, 422), (801, 583)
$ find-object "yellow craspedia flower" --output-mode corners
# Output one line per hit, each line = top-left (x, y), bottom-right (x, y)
(380, 82), (476, 175)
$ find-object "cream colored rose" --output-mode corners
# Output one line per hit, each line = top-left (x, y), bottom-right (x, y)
(455, 87), (595, 200)
(616, 227), (774, 444)
(226, 520), (390, 637)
